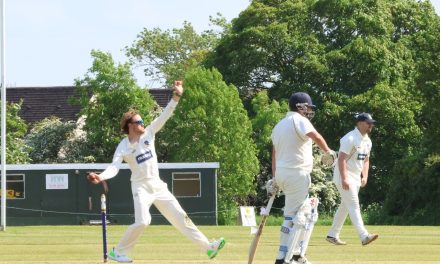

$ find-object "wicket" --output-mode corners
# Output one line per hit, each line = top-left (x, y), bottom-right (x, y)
(101, 194), (108, 263)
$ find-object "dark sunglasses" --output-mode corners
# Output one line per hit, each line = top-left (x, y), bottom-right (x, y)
(130, 119), (144, 125)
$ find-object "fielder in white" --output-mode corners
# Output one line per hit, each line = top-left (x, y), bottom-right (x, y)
(326, 113), (378, 246)
(271, 92), (336, 264)
(88, 81), (225, 263)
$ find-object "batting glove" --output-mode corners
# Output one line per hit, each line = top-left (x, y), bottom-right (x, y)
(321, 150), (338, 168)
(265, 179), (279, 196)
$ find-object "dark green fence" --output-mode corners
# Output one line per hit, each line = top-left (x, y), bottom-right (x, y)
(1, 163), (219, 225)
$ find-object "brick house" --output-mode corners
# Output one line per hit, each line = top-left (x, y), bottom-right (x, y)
(6, 86), (172, 124)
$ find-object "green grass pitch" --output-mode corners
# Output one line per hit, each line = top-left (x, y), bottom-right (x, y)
(0, 225), (439, 263)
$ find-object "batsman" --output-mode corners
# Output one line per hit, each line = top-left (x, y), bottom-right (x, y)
(270, 92), (336, 264)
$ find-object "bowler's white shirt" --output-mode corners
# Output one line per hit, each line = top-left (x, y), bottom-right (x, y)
(100, 100), (178, 183)
(333, 127), (372, 186)
(271, 111), (316, 172)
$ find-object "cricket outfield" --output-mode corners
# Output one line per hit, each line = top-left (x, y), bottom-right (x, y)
(0, 225), (439, 264)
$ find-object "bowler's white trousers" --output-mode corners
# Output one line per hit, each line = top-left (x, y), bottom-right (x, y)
(327, 184), (369, 240)
(116, 178), (210, 255)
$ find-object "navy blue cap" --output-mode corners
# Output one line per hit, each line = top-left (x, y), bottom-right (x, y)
(356, 112), (376, 124)
(289, 92), (316, 109)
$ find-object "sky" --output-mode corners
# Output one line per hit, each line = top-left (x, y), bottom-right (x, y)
(5, 0), (440, 88)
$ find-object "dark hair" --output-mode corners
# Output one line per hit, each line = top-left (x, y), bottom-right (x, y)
(120, 109), (140, 134)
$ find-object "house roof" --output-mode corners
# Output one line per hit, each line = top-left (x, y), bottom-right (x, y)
(148, 88), (173, 108)
(6, 86), (172, 124)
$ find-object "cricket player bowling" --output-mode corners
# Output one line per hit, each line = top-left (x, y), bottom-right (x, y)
(87, 81), (225, 263)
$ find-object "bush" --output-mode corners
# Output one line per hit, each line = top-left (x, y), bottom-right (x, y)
(376, 154), (440, 225)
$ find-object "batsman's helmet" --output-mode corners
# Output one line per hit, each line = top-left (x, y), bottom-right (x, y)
(289, 92), (316, 111)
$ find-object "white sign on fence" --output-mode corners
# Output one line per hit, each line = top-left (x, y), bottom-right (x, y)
(46, 174), (69, 190)
(239, 206), (257, 227)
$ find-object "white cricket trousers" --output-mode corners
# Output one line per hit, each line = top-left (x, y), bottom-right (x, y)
(116, 178), (210, 255)
(274, 167), (311, 259)
(327, 184), (369, 240)
(275, 167), (311, 216)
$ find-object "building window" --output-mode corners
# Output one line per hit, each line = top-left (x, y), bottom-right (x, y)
(172, 172), (201, 197)
(0, 174), (25, 199)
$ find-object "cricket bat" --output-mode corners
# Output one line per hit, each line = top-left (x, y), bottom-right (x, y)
(248, 194), (276, 264)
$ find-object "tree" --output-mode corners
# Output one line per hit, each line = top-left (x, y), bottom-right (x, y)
(156, 67), (259, 224)
(310, 149), (340, 215)
(25, 117), (76, 163)
(25, 117), (95, 163)
(0, 101), (30, 164)
(208, 0), (439, 209)
(412, 15), (440, 155)
(379, 7), (440, 224)
(208, 0), (437, 98)
(249, 91), (286, 206)
(72, 50), (157, 162)
(382, 154), (440, 225)
(126, 17), (229, 86)
(208, 0), (328, 99)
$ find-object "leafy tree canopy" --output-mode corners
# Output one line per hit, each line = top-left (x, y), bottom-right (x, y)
(126, 16), (230, 86)
(157, 67), (259, 224)
(25, 117), (76, 163)
(73, 50), (157, 162)
(208, 0), (439, 205)
(0, 100), (30, 164)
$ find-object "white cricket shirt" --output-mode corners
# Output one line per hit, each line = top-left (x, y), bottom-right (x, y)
(333, 127), (372, 186)
(271, 111), (316, 172)
(99, 100), (178, 183)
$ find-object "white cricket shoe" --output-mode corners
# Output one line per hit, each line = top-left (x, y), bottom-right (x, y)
(361, 233), (379, 246)
(283, 255), (311, 264)
(108, 248), (133, 263)
(292, 256), (311, 264)
(326, 236), (347, 245)
(207, 237), (226, 259)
